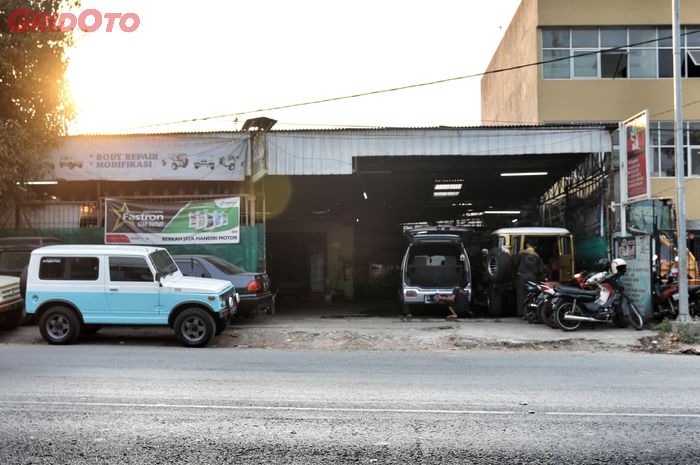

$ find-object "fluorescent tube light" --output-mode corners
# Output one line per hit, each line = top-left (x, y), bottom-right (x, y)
(500, 172), (548, 177)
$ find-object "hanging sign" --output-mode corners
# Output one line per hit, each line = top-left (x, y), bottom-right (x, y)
(48, 134), (247, 181)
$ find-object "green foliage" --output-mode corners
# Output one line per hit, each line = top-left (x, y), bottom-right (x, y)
(0, 0), (78, 205)
(655, 318), (672, 332)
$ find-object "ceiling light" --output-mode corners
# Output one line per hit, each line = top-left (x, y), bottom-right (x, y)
(500, 172), (548, 177)
(363, 191), (368, 200)
(484, 210), (521, 215)
(512, 218), (519, 223)
(434, 183), (463, 191)
(433, 191), (460, 197)
(17, 181), (58, 185)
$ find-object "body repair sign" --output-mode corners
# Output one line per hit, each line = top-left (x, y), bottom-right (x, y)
(105, 197), (241, 245)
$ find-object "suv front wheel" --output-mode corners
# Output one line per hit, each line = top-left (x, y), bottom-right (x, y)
(174, 308), (216, 348)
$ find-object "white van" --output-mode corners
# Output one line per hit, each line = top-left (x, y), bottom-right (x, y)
(25, 245), (236, 347)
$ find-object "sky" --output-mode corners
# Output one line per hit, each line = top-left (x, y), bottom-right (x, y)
(65, 0), (522, 134)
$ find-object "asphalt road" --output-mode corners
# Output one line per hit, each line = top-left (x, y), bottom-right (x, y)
(0, 346), (699, 464)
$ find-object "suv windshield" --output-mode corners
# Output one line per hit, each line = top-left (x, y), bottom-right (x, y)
(207, 256), (246, 275)
(150, 250), (178, 276)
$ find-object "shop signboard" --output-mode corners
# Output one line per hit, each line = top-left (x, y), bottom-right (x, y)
(614, 235), (652, 317)
(105, 197), (240, 245)
(48, 134), (247, 181)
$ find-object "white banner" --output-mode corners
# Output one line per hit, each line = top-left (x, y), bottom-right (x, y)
(47, 134), (248, 181)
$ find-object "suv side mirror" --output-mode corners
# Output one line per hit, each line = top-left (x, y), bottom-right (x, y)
(155, 272), (163, 287)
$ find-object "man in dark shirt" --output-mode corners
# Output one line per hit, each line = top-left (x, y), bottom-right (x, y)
(437, 287), (472, 319)
(514, 242), (544, 318)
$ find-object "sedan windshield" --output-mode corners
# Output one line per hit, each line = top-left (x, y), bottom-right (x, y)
(206, 256), (246, 275)
(150, 250), (179, 276)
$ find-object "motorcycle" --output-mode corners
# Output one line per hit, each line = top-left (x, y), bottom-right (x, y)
(652, 272), (700, 321)
(552, 258), (645, 332)
(524, 280), (557, 326)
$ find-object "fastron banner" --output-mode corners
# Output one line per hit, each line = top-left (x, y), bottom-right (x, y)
(105, 197), (240, 245)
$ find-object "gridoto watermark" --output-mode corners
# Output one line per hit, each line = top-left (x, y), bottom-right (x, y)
(7, 9), (140, 32)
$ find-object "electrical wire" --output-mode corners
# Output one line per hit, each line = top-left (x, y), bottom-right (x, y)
(115, 31), (700, 133)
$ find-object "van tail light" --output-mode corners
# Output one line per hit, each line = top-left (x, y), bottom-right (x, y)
(246, 280), (261, 292)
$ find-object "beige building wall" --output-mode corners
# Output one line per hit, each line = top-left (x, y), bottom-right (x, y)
(482, 0), (700, 221)
(538, 0), (700, 26)
(481, 0), (539, 125)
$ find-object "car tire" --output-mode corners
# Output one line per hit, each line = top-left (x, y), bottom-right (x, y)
(39, 306), (81, 345)
(174, 308), (216, 348)
(486, 248), (512, 284)
(215, 318), (227, 335)
(0, 307), (25, 331)
(19, 265), (28, 300)
(486, 286), (503, 317)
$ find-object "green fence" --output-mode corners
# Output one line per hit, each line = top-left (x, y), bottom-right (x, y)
(574, 236), (608, 272)
(0, 224), (265, 272)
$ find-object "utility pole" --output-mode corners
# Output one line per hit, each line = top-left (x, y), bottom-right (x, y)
(672, 0), (691, 322)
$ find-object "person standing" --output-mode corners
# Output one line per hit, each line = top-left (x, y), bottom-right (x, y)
(514, 242), (544, 318)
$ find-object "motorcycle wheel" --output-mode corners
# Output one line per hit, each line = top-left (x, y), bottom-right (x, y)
(554, 301), (582, 332)
(626, 300), (645, 331)
(540, 301), (557, 329)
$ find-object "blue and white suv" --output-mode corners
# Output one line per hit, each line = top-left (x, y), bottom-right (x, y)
(25, 245), (236, 347)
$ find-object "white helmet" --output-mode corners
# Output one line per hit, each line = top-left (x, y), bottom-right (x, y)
(611, 258), (627, 275)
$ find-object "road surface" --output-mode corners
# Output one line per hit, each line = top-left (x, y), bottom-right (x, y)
(1, 345), (698, 464)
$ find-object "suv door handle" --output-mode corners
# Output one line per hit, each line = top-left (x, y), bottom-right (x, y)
(109, 286), (119, 291)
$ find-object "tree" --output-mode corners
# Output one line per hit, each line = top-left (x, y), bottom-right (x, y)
(0, 0), (77, 205)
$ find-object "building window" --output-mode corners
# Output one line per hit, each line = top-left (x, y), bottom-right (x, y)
(648, 121), (700, 178)
(542, 26), (700, 79)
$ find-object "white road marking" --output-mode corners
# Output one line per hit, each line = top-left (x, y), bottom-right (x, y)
(2, 400), (700, 418)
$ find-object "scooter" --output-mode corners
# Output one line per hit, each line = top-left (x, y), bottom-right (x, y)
(552, 258), (645, 332)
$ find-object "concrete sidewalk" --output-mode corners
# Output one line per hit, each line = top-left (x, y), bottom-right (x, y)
(0, 302), (663, 352)
(226, 302), (658, 352)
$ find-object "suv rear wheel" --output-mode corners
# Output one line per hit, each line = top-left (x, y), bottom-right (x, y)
(39, 306), (81, 345)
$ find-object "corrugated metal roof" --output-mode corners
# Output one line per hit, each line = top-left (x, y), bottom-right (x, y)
(266, 126), (612, 175)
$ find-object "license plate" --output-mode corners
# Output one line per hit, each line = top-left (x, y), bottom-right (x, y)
(425, 295), (437, 303)
(672, 293), (679, 300)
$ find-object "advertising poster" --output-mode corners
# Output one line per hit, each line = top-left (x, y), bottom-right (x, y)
(105, 197), (240, 245)
(623, 111), (651, 201)
(615, 235), (652, 317)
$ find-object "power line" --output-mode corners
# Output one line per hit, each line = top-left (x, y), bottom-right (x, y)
(116, 30), (700, 133)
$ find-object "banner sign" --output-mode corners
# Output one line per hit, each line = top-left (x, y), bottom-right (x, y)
(622, 111), (651, 201)
(614, 235), (652, 317)
(48, 134), (247, 181)
(105, 197), (240, 245)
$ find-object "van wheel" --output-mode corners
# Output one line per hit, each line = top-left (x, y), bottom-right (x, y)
(39, 306), (81, 345)
(174, 308), (216, 347)
(486, 287), (503, 317)
(487, 248), (512, 284)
